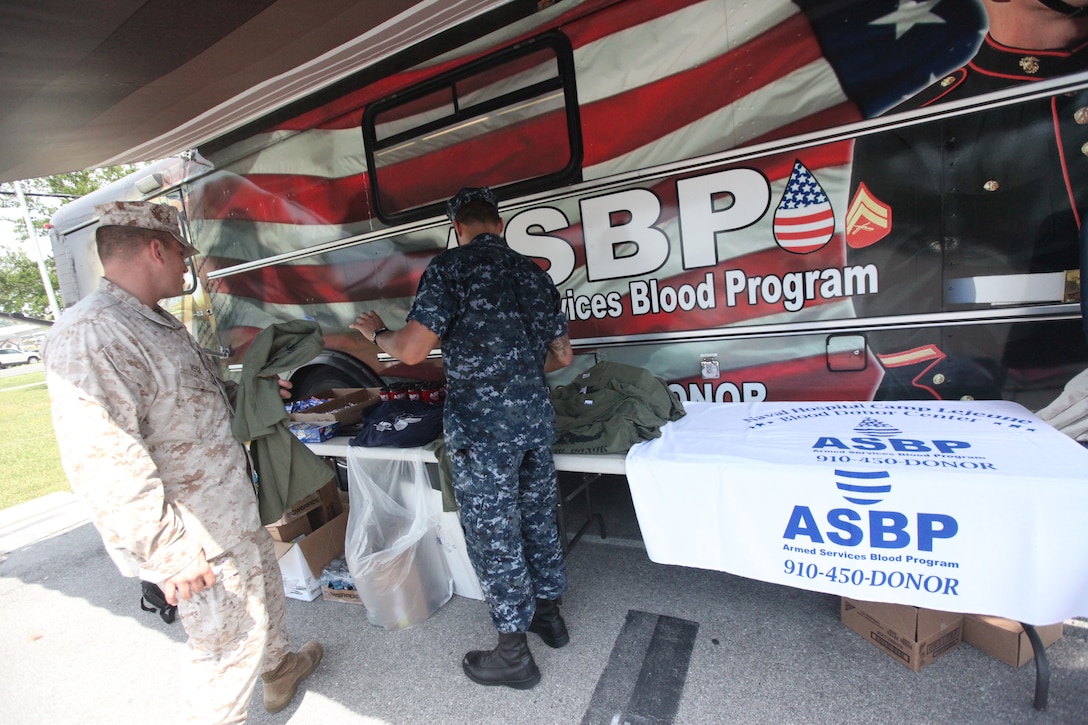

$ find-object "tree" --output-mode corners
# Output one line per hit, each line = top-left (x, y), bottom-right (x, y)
(0, 249), (58, 317)
(1, 165), (145, 242)
(0, 164), (146, 318)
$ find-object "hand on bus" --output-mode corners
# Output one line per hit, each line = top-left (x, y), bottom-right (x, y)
(350, 311), (386, 342)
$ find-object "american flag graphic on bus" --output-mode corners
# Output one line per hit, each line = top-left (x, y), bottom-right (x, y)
(192, 0), (986, 391)
(773, 160), (835, 254)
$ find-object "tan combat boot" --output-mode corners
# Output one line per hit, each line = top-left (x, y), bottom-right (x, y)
(262, 641), (324, 713)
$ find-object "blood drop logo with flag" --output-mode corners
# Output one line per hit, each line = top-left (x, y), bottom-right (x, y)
(773, 160), (836, 254)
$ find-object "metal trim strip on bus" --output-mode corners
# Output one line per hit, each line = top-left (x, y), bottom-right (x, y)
(234, 297), (1080, 371)
(358, 303), (1083, 364)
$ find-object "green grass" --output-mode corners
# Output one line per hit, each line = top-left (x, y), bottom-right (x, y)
(0, 370), (69, 510)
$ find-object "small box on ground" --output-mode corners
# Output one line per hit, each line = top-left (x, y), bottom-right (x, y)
(274, 511), (348, 601)
(963, 614), (1064, 668)
(289, 420), (341, 443)
(290, 388), (381, 425)
(321, 585), (363, 604)
(840, 598), (962, 672)
(320, 556), (361, 604)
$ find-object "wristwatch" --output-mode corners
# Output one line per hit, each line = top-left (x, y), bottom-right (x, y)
(371, 326), (388, 343)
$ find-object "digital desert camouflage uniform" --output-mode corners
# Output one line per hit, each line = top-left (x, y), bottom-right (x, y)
(44, 278), (290, 724)
(408, 232), (569, 633)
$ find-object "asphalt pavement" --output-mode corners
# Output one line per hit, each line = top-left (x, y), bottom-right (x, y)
(0, 360), (44, 380)
(1, 478), (1086, 724)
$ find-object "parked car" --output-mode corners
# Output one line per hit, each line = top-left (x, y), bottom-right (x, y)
(0, 348), (40, 368)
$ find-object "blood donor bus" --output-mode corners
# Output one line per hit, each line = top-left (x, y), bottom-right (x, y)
(47, 0), (1088, 412)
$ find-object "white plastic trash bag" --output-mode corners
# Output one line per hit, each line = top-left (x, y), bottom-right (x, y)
(345, 449), (452, 629)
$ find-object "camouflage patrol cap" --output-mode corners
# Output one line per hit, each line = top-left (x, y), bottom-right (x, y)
(446, 187), (498, 222)
(95, 201), (198, 258)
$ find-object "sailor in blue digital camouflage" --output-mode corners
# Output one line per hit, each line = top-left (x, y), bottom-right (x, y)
(43, 201), (322, 723)
(351, 187), (574, 690)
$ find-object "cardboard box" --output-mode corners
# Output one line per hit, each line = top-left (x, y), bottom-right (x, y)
(963, 615), (1064, 668)
(266, 514), (313, 543)
(268, 479), (343, 543)
(274, 511), (348, 601)
(288, 420), (341, 442)
(841, 598), (962, 672)
(290, 388), (380, 425)
(321, 584), (363, 605)
(312, 477), (344, 527)
(268, 488), (323, 527)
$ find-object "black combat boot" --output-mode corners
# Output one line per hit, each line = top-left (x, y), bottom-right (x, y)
(462, 632), (541, 689)
(528, 598), (569, 648)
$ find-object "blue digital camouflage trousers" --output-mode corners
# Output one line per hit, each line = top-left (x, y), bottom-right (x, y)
(448, 444), (567, 633)
(176, 527), (290, 724)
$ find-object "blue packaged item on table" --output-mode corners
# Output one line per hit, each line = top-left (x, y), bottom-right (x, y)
(288, 420), (341, 443)
(286, 395), (331, 414)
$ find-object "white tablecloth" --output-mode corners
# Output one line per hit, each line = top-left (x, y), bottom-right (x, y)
(624, 400), (1088, 624)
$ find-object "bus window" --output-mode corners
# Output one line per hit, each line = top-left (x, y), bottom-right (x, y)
(363, 33), (581, 223)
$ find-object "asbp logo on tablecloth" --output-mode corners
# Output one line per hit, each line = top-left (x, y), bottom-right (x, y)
(782, 416), (962, 553)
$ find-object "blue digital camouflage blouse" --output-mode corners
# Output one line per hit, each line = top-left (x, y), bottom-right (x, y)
(408, 233), (568, 449)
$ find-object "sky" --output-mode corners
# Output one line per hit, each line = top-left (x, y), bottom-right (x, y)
(1, 217), (52, 262)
